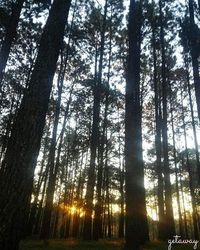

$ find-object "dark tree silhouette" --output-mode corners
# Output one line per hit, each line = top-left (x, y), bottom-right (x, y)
(0, 0), (71, 249)
(124, 0), (149, 249)
(0, 0), (25, 86)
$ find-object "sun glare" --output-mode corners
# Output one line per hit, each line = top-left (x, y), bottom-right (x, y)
(71, 206), (76, 215)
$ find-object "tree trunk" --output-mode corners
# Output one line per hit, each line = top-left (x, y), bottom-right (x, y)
(188, 0), (200, 130)
(118, 163), (125, 238)
(0, 1), (71, 249)
(180, 174), (189, 238)
(83, 0), (108, 240)
(93, 96), (108, 240)
(0, 94), (15, 162)
(124, 1), (149, 249)
(26, 125), (50, 236)
(180, 88), (199, 240)
(117, 103), (124, 240)
(151, 15), (165, 240)
(93, 12), (112, 238)
(169, 86), (184, 236)
(0, 0), (25, 85)
(159, 0), (175, 239)
(184, 58), (200, 186)
(105, 157), (112, 239)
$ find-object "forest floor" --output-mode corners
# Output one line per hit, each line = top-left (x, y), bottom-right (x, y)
(20, 239), (198, 250)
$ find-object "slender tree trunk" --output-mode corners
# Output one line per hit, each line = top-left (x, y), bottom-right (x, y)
(0, 95), (15, 162)
(118, 163), (125, 238)
(33, 173), (48, 235)
(53, 190), (62, 238)
(51, 83), (74, 238)
(124, 1), (149, 249)
(83, 0), (108, 240)
(59, 147), (71, 239)
(93, 10), (113, 238)
(184, 58), (200, 185)
(169, 86), (184, 236)
(179, 173), (189, 238)
(72, 153), (83, 238)
(0, 0), (25, 86)
(104, 137), (112, 239)
(151, 15), (165, 240)
(26, 124), (51, 236)
(0, 1), (71, 249)
(188, 0), (200, 130)
(33, 151), (54, 236)
(159, 0), (175, 239)
(101, 155), (107, 238)
(93, 96), (108, 240)
(82, 48), (99, 240)
(117, 106), (124, 239)
(72, 153), (84, 238)
(180, 89), (199, 239)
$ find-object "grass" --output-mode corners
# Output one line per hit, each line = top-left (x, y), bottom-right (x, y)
(20, 239), (199, 250)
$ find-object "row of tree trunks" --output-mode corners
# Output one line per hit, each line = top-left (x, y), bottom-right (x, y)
(37, 2), (77, 237)
(39, 28), (75, 240)
(93, 7), (113, 239)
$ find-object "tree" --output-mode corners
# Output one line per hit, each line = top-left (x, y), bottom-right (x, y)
(124, 0), (149, 249)
(149, 3), (165, 238)
(158, 0), (175, 239)
(83, 0), (108, 240)
(0, 0), (25, 86)
(188, 0), (200, 128)
(0, 0), (71, 249)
